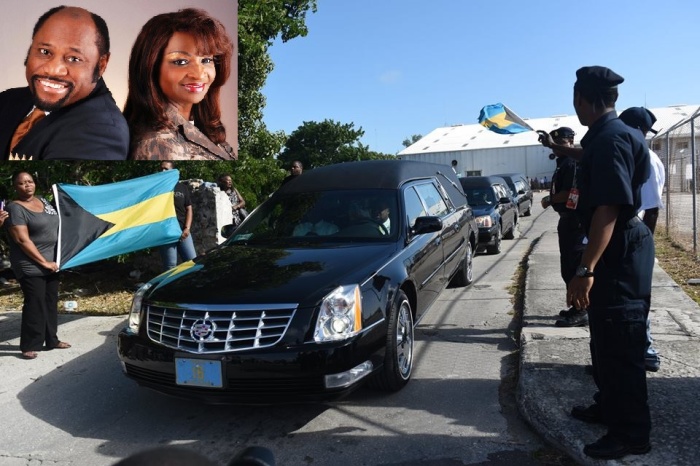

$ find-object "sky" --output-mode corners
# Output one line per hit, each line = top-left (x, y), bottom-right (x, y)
(262, 0), (700, 155)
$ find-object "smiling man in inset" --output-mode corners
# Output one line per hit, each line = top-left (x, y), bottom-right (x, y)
(0, 6), (128, 160)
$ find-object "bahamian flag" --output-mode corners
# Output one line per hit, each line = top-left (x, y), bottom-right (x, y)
(478, 103), (533, 134)
(54, 170), (182, 270)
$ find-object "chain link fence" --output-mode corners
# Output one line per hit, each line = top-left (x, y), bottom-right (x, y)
(651, 108), (700, 257)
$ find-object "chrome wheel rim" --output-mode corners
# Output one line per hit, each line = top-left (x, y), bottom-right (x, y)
(396, 300), (414, 379)
(465, 242), (473, 283)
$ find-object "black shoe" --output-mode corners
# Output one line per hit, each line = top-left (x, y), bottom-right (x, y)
(583, 434), (651, 460)
(645, 357), (660, 372)
(555, 310), (588, 327)
(571, 404), (606, 425)
(558, 306), (577, 317)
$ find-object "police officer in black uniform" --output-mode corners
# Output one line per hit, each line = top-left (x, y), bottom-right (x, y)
(565, 66), (654, 460)
(541, 127), (588, 327)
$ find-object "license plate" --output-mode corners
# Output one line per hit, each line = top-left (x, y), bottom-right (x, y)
(175, 358), (223, 388)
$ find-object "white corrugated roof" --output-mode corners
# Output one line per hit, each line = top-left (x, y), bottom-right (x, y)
(398, 105), (700, 156)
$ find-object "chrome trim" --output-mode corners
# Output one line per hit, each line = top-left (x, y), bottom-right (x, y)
(145, 302), (298, 354)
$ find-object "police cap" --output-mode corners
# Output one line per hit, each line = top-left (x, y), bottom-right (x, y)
(574, 66), (624, 93)
(619, 107), (658, 135)
(549, 127), (575, 141)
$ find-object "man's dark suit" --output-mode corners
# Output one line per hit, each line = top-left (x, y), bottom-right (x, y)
(0, 79), (129, 160)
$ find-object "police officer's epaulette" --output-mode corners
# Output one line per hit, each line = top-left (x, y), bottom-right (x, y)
(8, 153), (33, 161)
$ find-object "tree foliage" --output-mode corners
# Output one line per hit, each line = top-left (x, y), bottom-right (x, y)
(402, 134), (423, 148)
(0, 161), (283, 209)
(279, 119), (394, 169)
(238, 0), (317, 155)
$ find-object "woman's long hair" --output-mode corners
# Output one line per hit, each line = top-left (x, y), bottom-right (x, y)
(123, 8), (233, 145)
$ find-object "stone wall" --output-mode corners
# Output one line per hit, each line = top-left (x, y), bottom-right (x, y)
(187, 179), (234, 253)
(134, 179), (234, 276)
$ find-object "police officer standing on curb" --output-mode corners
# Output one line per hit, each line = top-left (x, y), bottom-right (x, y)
(540, 127), (588, 327)
(565, 66), (654, 460)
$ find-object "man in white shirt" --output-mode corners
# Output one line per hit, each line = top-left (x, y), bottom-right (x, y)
(619, 106), (663, 373)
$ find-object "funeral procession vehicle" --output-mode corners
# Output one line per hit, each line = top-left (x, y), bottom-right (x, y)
(495, 173), (533, 217)
(118, 160), (478, 403)
(459, 176), (518, 255)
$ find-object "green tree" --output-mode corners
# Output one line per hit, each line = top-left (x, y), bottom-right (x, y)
(402, 134), (423, 148)
(279, 119), (394, 169)
(238, 0), (317, 156)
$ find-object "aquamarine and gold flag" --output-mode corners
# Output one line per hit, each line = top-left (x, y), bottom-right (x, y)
(478, 103), (533, 134)
(54, 170), (182, 269)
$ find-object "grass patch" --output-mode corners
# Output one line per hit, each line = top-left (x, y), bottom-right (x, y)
(0, 260), (147, 316)
(655, 228), (700, 306)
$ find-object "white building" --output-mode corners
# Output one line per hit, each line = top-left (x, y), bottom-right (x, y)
(398, 105), (699, 184)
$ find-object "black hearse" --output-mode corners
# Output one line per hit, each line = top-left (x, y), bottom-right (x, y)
(118, 160), (478, 403)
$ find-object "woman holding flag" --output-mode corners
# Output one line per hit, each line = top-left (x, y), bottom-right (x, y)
(5, 171), (69, 360)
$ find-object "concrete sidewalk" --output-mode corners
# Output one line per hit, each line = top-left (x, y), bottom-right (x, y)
(518, 227), (700, 465)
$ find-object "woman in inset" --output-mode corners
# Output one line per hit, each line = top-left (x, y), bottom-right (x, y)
(124, 9), (235, 160)
(6, 172), (69, 360)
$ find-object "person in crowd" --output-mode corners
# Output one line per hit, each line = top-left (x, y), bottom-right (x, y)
(541, 127), (588, 327)
(451, 159), (462, 177)
(281, 161), (303, 186)
(124, 9), (235, 160)
(5, 172), (68, 360)
(619, 106), (664, 373)
(618, 107), (664, 235)
(565, 66), (654, 460)
(158, 162), (196, 271)
(0, 6), (128, 161)
(217, 174), (247, 226)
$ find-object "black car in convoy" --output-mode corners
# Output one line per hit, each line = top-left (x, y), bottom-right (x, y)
(458, 176), (518, 254)
(118, 160), (478, 403)
(495, 173), (533, 217)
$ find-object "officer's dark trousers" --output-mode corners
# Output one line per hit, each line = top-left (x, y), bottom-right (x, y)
(588, 218), (654, 444)
(19, 273), (60, 352)
(557, 211), (586, 285)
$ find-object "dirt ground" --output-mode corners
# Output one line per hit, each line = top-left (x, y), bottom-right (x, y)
(0, 260), (154, 316)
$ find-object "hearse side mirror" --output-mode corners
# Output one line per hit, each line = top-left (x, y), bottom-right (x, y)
(221, 224), (237, 238)
(412, 216), (442, 235)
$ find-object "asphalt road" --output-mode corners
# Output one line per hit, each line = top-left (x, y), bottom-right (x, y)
(0, 194), (568, 466)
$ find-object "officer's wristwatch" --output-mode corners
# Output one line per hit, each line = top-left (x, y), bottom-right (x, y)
(575, 265), (594, 278)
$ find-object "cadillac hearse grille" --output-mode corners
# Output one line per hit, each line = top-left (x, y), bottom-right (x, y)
(146, 303), (297, 354)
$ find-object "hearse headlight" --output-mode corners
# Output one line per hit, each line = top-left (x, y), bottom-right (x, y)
(128, 282), (153, 333)
(475, 215), (494, 227)
(314, 285), (363, 342)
